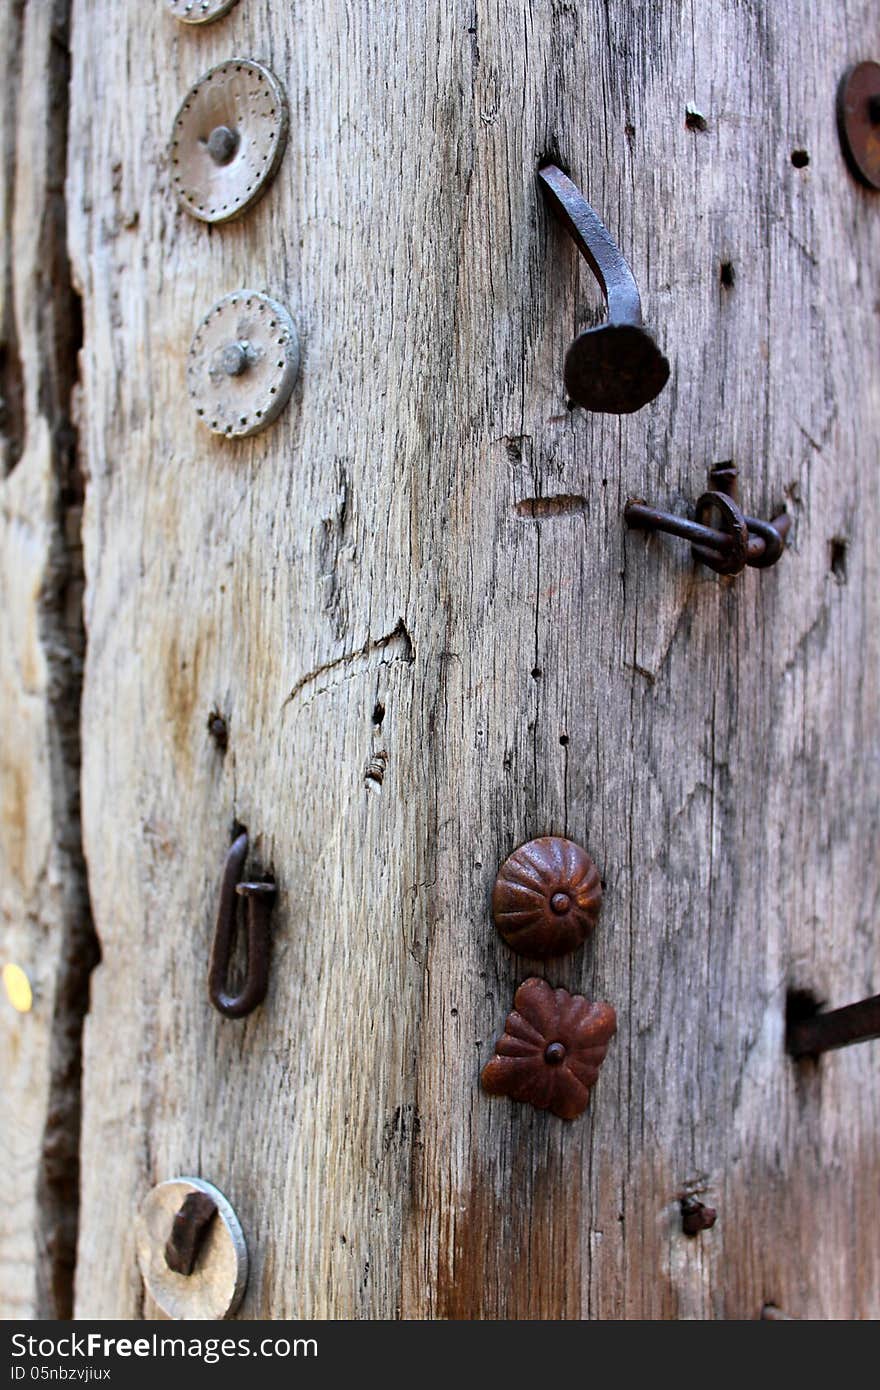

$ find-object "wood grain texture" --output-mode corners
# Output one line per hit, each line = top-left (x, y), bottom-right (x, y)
(0, 0), (93, 1320)
(66, 0), (879, 1319)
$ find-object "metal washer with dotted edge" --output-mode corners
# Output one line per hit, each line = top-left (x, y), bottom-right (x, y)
(171, 59), (288, 223)
(167, 0), (241, 24)
(187, 291), (300, 438)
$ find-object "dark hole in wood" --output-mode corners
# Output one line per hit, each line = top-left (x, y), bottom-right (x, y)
(829, 537), (847, 583)
(785, 987), (823, 1060)
(720, 261), (736, 288)
(685, 107), (708, 132)
(791, 148), (810, 168)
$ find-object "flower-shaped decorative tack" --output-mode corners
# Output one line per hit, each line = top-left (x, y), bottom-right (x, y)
(481, 977), (616, 1120)
(492, 836), (602, 957)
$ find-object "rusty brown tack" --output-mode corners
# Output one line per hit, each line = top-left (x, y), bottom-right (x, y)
(786, 993), (880, 1059)
(492, 836), (602, 958)
(680, 1195), (717, 1236)
(164, 1190), (218, 1276)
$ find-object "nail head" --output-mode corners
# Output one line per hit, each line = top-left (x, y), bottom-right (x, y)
(206, 125), (239, 166)
(492, 836), (602, 957)
(837, 61), (880, 190)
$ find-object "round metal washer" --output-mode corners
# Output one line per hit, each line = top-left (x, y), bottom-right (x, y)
(187, 291), (300, 438)
(136, 1177), (248, 1321)
(837, 62), (880, 190)
(171, 59), (288, 223)
(167, 0), (241, 23)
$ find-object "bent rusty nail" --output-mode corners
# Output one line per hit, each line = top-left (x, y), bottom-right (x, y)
(537, 163), (670, 414)
(208, 831), (276, 1019)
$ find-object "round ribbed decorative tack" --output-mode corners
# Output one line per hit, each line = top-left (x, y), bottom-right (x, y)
(492, 836), (603, 958)
(167, 0), (241, 26)
(171, 59), (288, 223)
(187, 291), (299, 438)
(136, 1177), (247, 1321)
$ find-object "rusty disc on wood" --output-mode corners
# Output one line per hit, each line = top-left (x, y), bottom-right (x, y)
(492, 836), (603, 957)
(136, 1177), (248, 1321)
(187, 290), (300, 438)
(837, 62), (880, 190)
(167, 0), (241, 23)
(171, 59), (288, 223)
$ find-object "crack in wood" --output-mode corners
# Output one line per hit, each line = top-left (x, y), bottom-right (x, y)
(282, 618), (414, 709)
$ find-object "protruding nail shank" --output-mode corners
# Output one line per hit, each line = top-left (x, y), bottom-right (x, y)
(164, 1190), (218, 1275)
(787, 993), (880, 1058)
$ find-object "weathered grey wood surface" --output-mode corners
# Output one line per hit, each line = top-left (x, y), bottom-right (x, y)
(0, 0), (92, 1320)
(47, 0), (880, 1318)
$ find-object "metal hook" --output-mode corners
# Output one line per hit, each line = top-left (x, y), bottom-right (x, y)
(624, 464), (790, 577)
(208, 831), (276, 1019)
(537, 163), (670, 414)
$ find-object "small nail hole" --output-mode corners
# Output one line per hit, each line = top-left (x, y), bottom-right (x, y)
(372, 701), (385, 727)
(207, 709), (228, 752)
(791, 148), (810, 168)
(720, 261), (736, 288)
(685, 106), (708, 132)
(559, 734), (569, 746)
(829, 537), (848, 583)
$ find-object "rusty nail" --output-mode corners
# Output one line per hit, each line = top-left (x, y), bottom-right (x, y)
(164, 1189), (218, 1275)
(537, 163), (670, 413)
(680, 1195), (717, 1236)
(625, 465), (788, 577)
(786, 993), (880, 1059)
(708, 461), (740, 502)
(208, 831), (276, 1019)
